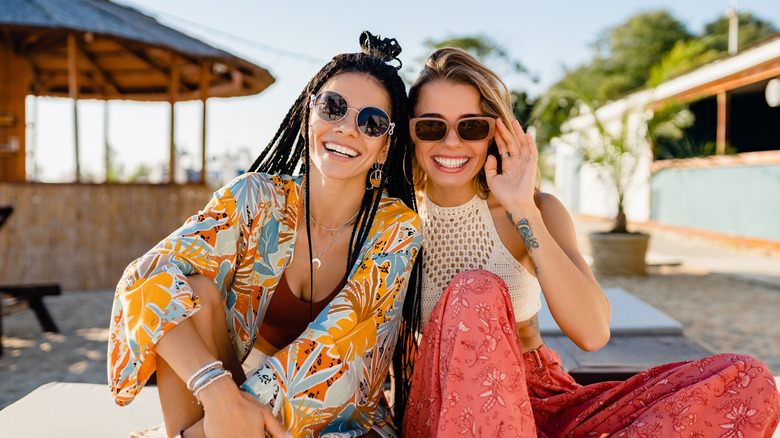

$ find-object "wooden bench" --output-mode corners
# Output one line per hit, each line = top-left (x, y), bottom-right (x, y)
(0, 205), (62, 356)
(0, 284), (62, 356)
(538, 287), (713, 384)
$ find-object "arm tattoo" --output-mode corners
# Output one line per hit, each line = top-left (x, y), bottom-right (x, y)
(507, 212), (540, 275)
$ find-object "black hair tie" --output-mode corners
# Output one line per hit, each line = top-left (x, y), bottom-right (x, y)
(359, 31), (403, 70)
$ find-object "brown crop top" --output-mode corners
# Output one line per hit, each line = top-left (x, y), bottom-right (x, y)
(257, 271), (345, 350)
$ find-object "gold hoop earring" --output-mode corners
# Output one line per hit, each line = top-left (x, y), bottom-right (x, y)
(401, 151), (413, 187)
(367, 163), (384, 190)
(300, 146), (308, 164)
(401, 149), (425, 187)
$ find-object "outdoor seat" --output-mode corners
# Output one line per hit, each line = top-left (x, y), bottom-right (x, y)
(538, 287), (714, 384)
(0, 382), (163, 437)
(2, 379), (779, 437)
(0, 205), (61, 356)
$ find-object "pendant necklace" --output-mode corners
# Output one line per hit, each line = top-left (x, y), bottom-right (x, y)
(310, 225), (348, 268)
(311, 208), (360, 233)
(308, 208), (359, 268)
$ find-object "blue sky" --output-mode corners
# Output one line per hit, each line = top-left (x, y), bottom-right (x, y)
(30, 0), (780, 182)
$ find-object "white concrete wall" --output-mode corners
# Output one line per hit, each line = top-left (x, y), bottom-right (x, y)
(552, 137), (579, 213)
(556, 103), (652, 223)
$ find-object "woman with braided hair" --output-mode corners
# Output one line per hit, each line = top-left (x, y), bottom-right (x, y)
(108, 31), (422, 438)
(401, 47), (779, 437)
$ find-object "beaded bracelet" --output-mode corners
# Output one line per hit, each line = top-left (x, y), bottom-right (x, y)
(185, 360), (222, 391)
(189, 367), (225, 393)
(192, 369), (233, 404)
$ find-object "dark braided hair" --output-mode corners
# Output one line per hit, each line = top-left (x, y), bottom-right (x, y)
(247, 31), (422, 426)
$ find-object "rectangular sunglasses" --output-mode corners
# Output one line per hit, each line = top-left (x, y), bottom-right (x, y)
(310, 91), (394, 138)
(410, 117), (495, 143)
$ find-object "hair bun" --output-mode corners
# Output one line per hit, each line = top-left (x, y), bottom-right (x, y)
(360, 31), (403, 70)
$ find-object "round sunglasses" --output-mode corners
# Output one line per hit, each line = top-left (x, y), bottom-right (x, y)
(310, 91), (395, 138)
(410, 117), (495, 143)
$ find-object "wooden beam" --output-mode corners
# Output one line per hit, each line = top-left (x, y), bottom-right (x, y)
(67, 33), (80, 182)
(200, 62), (209, 184)
(18, 32), (64, 56)
(110, 40), (169, 77)
(16, 32), (41, 53)
(31, 72), (60, 95)
(112, 41), (198, 93)
(0, 36), (30, 181)
(0, 26), (12, 45)
(658, 58), (780, 105)
(77, 46), (121, 97)
(168, 52), (179, 184)
(716, 91), (730, 155)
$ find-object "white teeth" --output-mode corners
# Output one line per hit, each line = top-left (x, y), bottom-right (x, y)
(434, 157), (469, 168)
(324, 143), (358, 157)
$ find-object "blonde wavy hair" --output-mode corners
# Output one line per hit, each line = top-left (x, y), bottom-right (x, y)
(408, 47), (520, 198)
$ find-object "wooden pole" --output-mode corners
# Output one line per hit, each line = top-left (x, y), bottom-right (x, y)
(200, 63), (209, 184)
(30, 96), (38, 180)
(0, 38), (30, 182)
(716, 91), (730, 155)
(67, 33), (80, 182)
(169, 52), (180, 183)
(104, 101), (110, 182)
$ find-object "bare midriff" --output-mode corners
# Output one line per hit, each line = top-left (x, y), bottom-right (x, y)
(516, 314), (543, 353)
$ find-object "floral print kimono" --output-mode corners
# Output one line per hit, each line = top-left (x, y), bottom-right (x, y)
(108, 172), (421, 437)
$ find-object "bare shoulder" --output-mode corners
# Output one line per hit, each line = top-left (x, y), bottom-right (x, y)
(534, 192), (587, 262)
(534, 192), (566, 213)
(534, 192), (575, 233)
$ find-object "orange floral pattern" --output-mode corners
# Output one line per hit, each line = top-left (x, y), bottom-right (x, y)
(108, 173), (421, 436)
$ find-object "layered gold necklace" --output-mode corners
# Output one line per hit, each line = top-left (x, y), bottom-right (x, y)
(308, 207), (359, 268)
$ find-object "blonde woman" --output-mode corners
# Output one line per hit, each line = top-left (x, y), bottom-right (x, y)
(402, 47), (780, 437)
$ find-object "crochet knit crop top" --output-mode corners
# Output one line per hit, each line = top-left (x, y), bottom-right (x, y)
(420, 194), (542, 329)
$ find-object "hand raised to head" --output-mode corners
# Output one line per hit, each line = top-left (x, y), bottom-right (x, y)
(484, 118), (539, 213)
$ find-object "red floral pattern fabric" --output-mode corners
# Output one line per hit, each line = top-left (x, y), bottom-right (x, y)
(404, 269), (780, 438)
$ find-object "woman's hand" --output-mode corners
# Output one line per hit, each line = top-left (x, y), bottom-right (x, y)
(194, 377), (292, 438)
(484, 118), (539, 213)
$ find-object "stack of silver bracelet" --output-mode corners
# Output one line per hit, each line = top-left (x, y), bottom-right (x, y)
(186, 360), (232, 404)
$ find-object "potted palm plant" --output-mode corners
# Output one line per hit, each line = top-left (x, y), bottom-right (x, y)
(545, 39), (709, 276)
(580, 107), (651, 276)
(575, 88), (699, 276)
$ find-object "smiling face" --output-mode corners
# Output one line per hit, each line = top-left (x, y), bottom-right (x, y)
(308, 71), (391, 189)
(413, 80), (491, 205)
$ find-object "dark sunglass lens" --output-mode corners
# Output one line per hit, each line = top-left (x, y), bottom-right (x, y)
(414, 119), (447, 141)
(315, 92), (347, 121)
(457, 119), (491, 141)
(357, 107), (390, 137)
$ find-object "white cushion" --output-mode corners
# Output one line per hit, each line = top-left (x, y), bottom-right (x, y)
(0, 382), (162, 437)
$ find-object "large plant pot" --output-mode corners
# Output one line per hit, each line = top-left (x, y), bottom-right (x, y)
(588, 231), (651, 276)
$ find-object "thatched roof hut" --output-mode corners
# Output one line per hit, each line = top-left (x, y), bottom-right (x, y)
(0, 0), (275, 181)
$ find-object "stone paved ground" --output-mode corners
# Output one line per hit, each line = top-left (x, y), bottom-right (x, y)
(574, 215), (780, 376)
(0, 290), (113, 410)
(598, 264), (780, 375)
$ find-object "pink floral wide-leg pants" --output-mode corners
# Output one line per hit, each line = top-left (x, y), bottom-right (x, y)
(403, 270), (780, 437)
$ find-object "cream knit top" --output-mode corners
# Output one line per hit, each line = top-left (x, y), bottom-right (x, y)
(420, 194), (542, 329)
